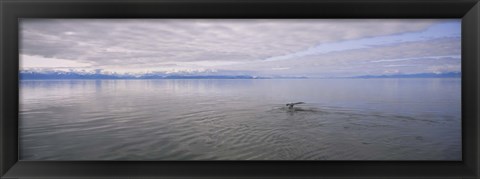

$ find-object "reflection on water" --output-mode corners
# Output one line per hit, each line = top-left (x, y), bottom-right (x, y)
(19, 79), (461, 160)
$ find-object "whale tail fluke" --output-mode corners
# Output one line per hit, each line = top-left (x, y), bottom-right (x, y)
(286, 102), (305, 109)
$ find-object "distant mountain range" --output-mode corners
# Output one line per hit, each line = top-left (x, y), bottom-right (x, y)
(350, 72), (461, 79)
(19, 70), (460, 80)
(19, 71), (307, 80)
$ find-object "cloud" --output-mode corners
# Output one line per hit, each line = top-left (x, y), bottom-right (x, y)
(20, 19), (460, 76)
(20, 54), (91, 68)
(217, 37), (461, 77)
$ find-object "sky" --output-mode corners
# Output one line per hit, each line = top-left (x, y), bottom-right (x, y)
(20, 19), (461, 78)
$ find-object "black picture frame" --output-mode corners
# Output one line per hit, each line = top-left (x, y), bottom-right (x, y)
(1, 0), (479, 178)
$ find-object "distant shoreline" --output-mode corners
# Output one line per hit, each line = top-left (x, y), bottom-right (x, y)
(19, 72), (460, 80)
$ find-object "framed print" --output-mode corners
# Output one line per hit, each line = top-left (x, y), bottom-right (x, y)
(1, 0), (479, 178)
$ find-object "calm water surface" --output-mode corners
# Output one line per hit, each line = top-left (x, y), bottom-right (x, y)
(19, 79), (461, 160)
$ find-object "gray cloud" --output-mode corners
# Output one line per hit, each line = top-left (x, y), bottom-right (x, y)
(220, 37), (460, 77)
(20, 19), (458, 76)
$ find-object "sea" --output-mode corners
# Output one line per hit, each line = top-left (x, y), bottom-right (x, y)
(19, 78), (461, 160)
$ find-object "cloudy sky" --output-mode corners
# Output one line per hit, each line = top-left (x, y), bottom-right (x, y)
(20, 19), (461, 78)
